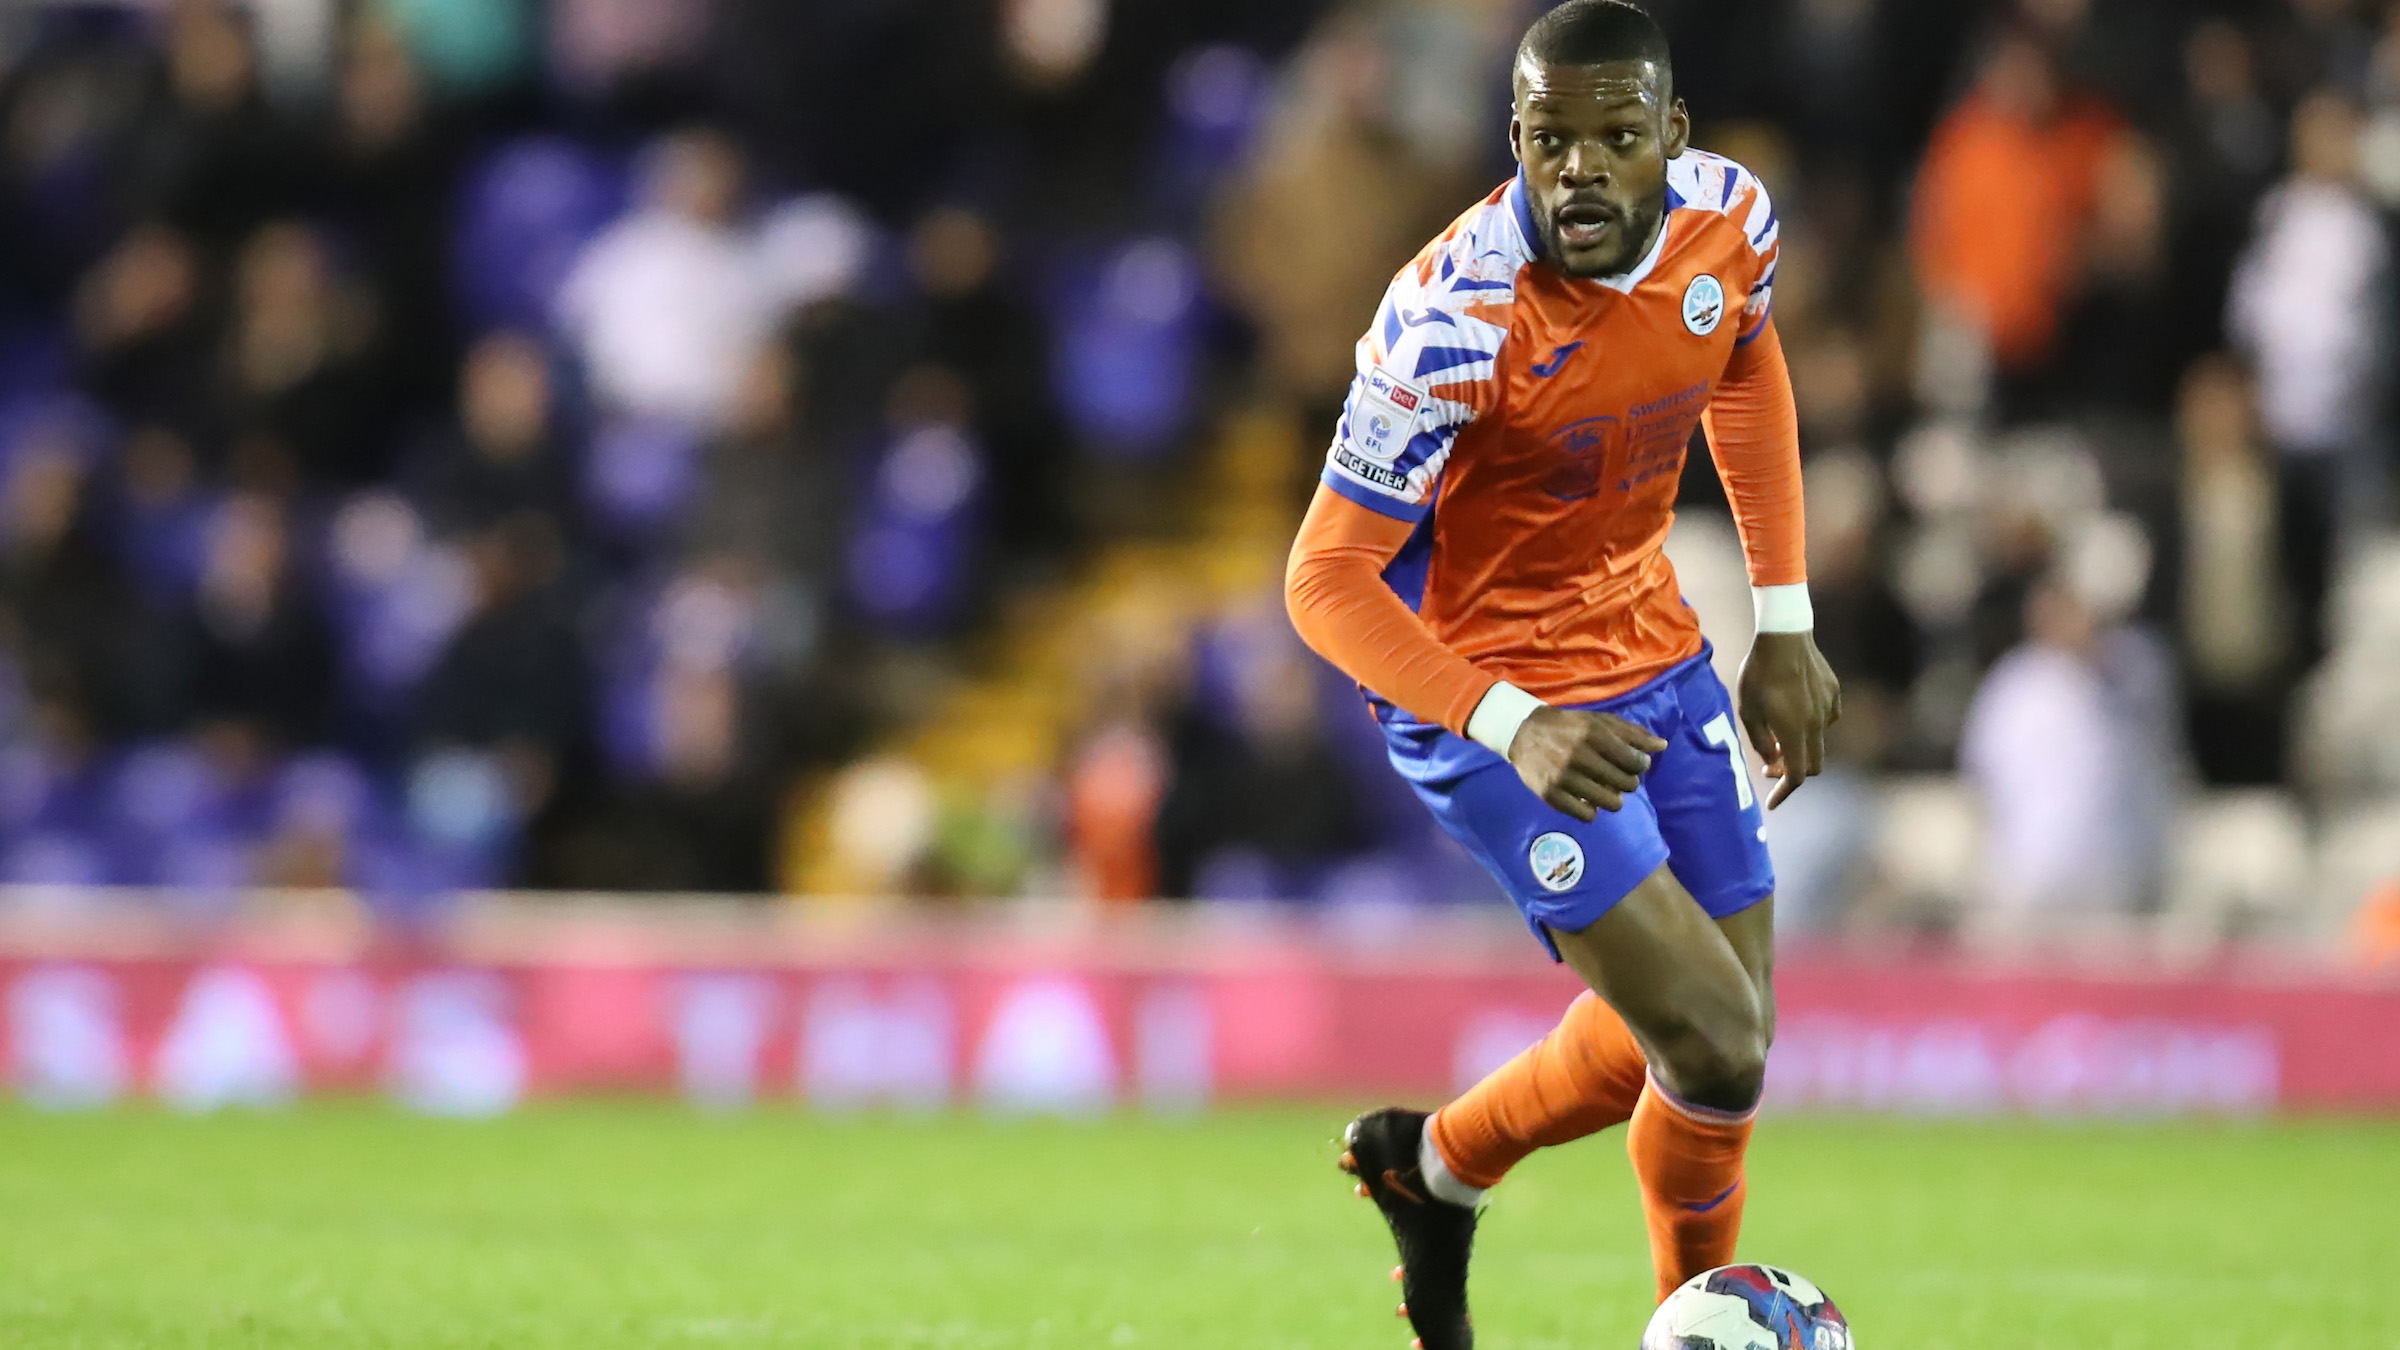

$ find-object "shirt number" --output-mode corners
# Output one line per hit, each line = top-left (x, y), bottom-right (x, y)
(1700, 713), (1755, 810)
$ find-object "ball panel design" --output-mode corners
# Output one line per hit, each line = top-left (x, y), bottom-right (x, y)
(1639, 1264), (1853, 1350)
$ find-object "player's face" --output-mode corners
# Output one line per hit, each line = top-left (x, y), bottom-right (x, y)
(1510, 58), (1688, 279)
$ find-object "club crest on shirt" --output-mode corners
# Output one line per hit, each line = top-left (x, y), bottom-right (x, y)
(1528, 832), (1585, 892)
(1542, 415), (1617, 501)
(1682, 273), (1726, 336)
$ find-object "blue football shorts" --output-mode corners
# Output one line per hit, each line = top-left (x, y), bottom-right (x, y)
(1403, 653), (1775, 959)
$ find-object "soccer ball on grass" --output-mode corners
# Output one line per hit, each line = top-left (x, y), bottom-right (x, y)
(1639, 1263), (1853, 1350)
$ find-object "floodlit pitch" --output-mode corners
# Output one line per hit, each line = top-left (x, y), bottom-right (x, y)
(0, 1103), (2391, 1347)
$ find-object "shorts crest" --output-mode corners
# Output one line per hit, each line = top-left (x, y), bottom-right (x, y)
(1528, 832), (1585, 892)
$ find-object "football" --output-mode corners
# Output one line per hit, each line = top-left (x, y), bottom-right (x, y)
(1640, 1264), (1854, 1350)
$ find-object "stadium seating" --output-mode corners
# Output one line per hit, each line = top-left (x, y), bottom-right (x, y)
(2162, 788), (2315, 946)
(1866, 775), (1980, 924)
(2316, 798), (2400, 936)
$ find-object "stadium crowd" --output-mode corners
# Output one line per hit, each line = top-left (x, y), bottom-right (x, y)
(0, 0), (2393, 949)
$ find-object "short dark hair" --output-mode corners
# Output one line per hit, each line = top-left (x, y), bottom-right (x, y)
(1516, 0), (1673, 90)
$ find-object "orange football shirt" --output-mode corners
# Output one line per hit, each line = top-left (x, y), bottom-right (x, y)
(1287, 151), (1804, 737)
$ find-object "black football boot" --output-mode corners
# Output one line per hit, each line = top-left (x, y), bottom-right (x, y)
(1339, 1107), (1478, 1350)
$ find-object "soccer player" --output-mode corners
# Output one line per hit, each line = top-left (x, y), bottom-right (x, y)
(1280, 3), (1840, 1346)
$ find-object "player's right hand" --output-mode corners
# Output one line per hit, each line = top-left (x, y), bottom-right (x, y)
(1505, 707), (1669, 822)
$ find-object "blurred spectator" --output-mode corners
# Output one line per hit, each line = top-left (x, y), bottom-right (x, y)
(845, 368), (988, 637)
(322, 12), (458, 406)
(253, 753), (373, 890)
(413, 511), (585, 828)
(752, 194), (874, 315)
(74, 224), (211, 431)
(1909, 24), (2123, 405)
(218, 220), (383, 486)
(592, 559), (783, 893)
(1773, 0), (1882, 162)
(906, 207), (1071, 567)
(403, 331), (571, 537)
(679, 342), (839, 635)
(2258, 0), (2379, 102)
(2360, 8), (2400, 205)
(2163, 21), (2281, 378)
(2357, 879), (2400, 966)
(550, 0), (714, 101)
(450, 136), (626, 335)
(1002, 1), (1303, 233)
(0, 24), (148, 303)
(641, 567), (751, 790)
(704, 0), (1000, 220)
(1797, 449), (1916, 715)
(126, 0), (316, 249)
(1214, 10), (1483, 414)
(1152, 633), (1368, 901)
(0, 426), (130, 737)
(179, 491), (335, 748)
(373, 0), (535, 99)
(2227, 87), (2391, 668)
(1969, 429), (2114, 670)
(1057, 585), (1192, 904)
(2169, 357), (2290, 784)
(1001, 0), (1110, 92)
(555, 129), (773, 428)
(811, 753), (938, 896)
(663, 341), (861, 783)
(1051, 236), (1206, 459)
(106, 426), (211, 606)
(1067, 719), (1165, 903)
(2058, 131), (2174, 411)
(1959, 534), (2179, 926)
(781, 227), (911, 458)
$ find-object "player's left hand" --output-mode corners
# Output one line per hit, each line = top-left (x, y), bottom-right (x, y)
(1738, 631), (1840, 809)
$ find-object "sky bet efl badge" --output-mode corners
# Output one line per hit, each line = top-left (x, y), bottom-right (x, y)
(1349, 367), (1425, 464)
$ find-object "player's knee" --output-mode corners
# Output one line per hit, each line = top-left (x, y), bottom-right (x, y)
(1649, 999), (1768, 1112)
(1686, 1029), (1768, 1113)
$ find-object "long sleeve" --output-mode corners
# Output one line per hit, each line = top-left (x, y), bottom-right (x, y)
(1700, 319), (1806, 589)
(1284, 484), (1497, 736)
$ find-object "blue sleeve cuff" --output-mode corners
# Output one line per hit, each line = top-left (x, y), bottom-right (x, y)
(1321, 468), (1429, 522)
(1734, 302), (1773, 347)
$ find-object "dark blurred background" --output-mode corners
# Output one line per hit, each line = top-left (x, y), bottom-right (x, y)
(0, 0), (2394, 957)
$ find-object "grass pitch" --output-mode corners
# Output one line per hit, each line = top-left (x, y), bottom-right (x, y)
(0, 1103), (2392, 1348)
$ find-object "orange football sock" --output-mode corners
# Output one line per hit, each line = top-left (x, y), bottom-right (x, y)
(1427, 991), (1649, 1190)
(1626, 1072), (1756, 1301)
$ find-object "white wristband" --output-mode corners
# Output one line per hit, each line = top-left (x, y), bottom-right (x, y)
(1751, 583), (1814, 633)
(1466, 681), (1547, 758)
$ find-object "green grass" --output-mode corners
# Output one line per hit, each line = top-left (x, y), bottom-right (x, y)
(0, 1104), (2393, 1348)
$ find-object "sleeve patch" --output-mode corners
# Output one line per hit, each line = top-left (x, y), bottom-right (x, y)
(1347, 367), (1427, 464)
